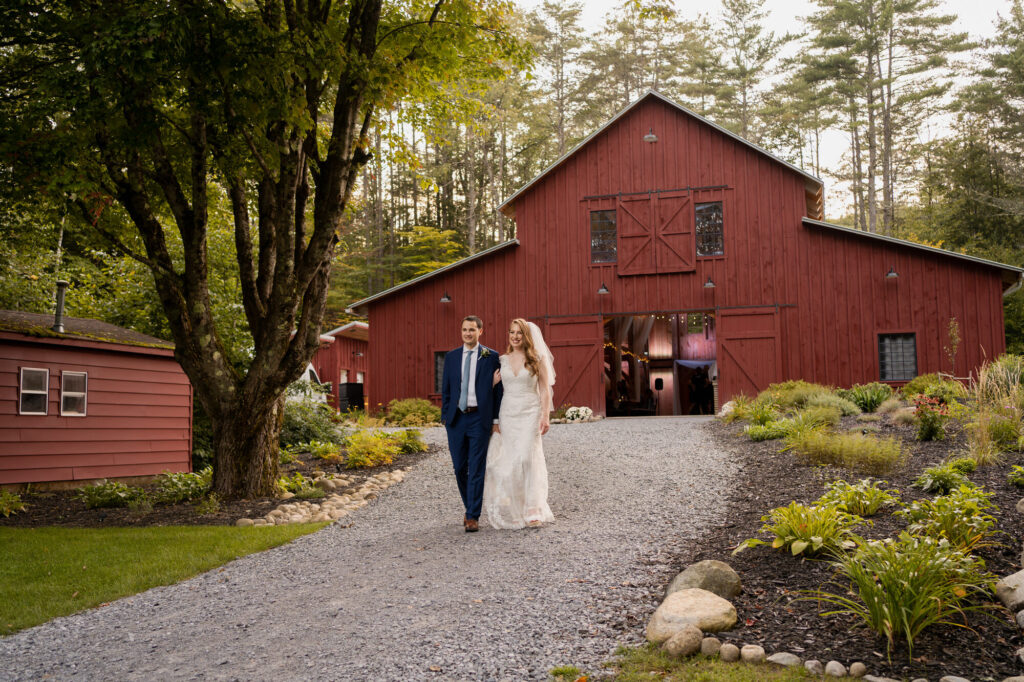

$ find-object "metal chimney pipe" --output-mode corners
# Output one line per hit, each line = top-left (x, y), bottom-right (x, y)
(53, 280), (69, 333)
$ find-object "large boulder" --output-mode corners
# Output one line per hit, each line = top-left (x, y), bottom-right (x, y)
(997, 569), (1024, 611)
(666, 560), (742, 600)
(646, 588), (737, 643)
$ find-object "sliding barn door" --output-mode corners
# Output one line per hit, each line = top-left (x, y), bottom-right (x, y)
(543, 317), (604, 414)
(717, 307), (781, 401)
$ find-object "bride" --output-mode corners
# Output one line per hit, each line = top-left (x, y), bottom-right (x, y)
(483, 318), (556, 529)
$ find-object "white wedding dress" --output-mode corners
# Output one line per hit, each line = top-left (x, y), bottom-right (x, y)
(483, 355), (555, 529)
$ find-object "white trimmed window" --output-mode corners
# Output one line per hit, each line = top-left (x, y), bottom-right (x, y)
(339, 369), (349, 384)
(19, 368), (49, 415)
(356, 372), (364, 384)
(61, 371), (88, 416)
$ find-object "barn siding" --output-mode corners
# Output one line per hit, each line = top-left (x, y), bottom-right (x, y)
(0, 335), (192, 484)
(362, 94), (1012, 413)
(311, 335), (369, 410)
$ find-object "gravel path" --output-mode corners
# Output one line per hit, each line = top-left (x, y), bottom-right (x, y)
(1, 417), (736, 682)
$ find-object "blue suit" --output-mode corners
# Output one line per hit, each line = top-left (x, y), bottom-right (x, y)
(441, 345), (502, 520)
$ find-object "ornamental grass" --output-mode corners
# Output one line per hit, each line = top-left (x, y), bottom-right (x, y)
(785, 430), (907, 476)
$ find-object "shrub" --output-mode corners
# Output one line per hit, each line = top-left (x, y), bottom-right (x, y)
(914, 396), (948, 441)
(277, 471), (313, 494)
(75, 480), (148, 509)
(816, 479), (901, 516)
(295, 486), (326, 500)
(838, 382), (894, 413)
(281, 401), (341, 448)
(891, 407), (918, 426)
(759, 380), (834, 409)
(856, 413), (882, 423)
(565, 406), (594, 422)
(745, 421), (789, 441)
(748, 399), (778, 426)
(947, 457), (977, 474)
(734, 501), (863, 557)
(798, 405), (842, 427)
(194, 493), (220, 515)
(392, 429), (427, 454)
(912, 463), (970, 494)
(898, 485), (997, 552)
(785, 430), (907, 475)
(901, 373), (946, 398)
(1007, 465), (1024, 488)
(0, 490), (27, 517)
(876, 397), (903, 414)
(973, 354), (1024, 413)
(965, 413), (1006, 467)
(807, 393), (862, 416)
(813, 532), (995, 657)
(154, 467), (213, 504)
(344, 430), (400, 468)
(923, 380), (968, 405)
(386, 398), (441, 425)
(720, 395), (752, 422)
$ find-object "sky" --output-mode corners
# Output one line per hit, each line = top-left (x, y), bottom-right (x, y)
(513, 0), (1010, 216)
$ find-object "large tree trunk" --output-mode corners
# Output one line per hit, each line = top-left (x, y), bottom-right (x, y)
(211, 396), (283, 498)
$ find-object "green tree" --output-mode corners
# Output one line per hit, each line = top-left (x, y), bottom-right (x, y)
(0, 0), (524, 497)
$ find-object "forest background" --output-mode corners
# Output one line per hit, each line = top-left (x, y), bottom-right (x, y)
(2, 0), (1022, 358)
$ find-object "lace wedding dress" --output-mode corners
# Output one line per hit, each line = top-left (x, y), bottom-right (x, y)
(483, 355), (555, 529)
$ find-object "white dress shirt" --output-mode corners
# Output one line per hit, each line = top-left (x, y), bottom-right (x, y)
(462, 345), (479, 408)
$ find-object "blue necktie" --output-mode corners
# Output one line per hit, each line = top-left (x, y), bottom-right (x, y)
(458, 349), (472, 412)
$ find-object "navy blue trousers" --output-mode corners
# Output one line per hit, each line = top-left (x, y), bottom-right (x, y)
(445, 410), (488, 520)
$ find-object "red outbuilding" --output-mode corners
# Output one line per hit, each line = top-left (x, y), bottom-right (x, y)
(310, 321), (369, 411)
(0, 309), (192, 485)
(350, 91), (1023, 416)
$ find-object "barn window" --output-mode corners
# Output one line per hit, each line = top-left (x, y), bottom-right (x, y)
(696, 201), (724, 256)
(878, 333), (917, 381)
(434, 351), (446, 393)
(19, 367), (49, 415)
(590, 210), (617, 263)
(61, 371), (88, 416)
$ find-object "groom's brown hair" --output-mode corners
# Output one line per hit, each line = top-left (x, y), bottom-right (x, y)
(463, 315), (483, 329)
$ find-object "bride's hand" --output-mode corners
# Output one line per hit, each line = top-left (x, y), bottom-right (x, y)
(493, 424), (501, 434)
(492, 368), (501, 386)
(539, 418), (550, 435)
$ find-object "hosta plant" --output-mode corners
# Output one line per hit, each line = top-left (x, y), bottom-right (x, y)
(0, 489), (27, 517)
(76, 480), (148, 509)
(838, 382), (894, 413)
(897, 485), (998, 552)
(812, 532), (996, 658)
(1008, 465), (1024, 488)
(154, 467), (213, 504)
(734, 501), (865, 557)
(912, 463), (970, 494)
(816, 479), (901, 516)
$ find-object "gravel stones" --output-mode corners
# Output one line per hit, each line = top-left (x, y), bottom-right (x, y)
(646, 588), (737, 641)
(665, 559), (741, 600)
(0, 417), (736, 681)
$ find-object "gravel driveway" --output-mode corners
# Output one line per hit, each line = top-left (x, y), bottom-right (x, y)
(1, 417), (736, 681)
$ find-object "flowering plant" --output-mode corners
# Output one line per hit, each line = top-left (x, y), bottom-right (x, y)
(914, 395), (948, 441)
(564, 406), (593, 422)
(479, 348), (491, 358)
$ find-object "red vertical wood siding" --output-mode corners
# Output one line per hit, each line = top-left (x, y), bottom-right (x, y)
(311, 335), (369, 410)
(362, 95), (1011, 413)
(0, 334), (192, 484)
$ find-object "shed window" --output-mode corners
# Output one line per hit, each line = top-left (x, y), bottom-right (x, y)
(19, 367), (49, 415)
(879, 333), (917, 381)
(356, 372), (364, 384)
(61, 371), (88, 416)
(590, 210), (617, 263)
(696, 201), (724, 256)
(434, 351), (446, 393)
(340, 369), (349, 384)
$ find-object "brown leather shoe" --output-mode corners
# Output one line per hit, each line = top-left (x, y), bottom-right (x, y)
(464, 518), (479, 532)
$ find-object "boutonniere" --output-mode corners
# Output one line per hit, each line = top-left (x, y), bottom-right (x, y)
(479, 348), (491, 358)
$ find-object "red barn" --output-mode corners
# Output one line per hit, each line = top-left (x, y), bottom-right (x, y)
(350, 91), (1023, 416)
(310, 321), (369, 411)
(0, 310), (192, 486)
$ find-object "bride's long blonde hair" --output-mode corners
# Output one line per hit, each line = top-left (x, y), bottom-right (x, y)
(506, 318), (541, 378)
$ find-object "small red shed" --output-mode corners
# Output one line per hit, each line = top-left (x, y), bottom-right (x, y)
(0, 310), (192, 486)
(311, 321), (369, 411)
(350, 91), (1024, 416)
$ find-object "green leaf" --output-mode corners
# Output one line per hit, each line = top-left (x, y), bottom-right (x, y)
(790, 540), (809, 555)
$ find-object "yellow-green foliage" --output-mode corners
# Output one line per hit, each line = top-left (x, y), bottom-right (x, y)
(816, 478), (901, 516)
(392, 429), (427, 454)
(786, 430), (907, 475)
(876, 397), (903, 414)
(891, 407), (918, 426)
(734, 501), (864, 557)
(973, 354), (1024, 412)
(721, 394), (753, 422)
(898, 485), (997, 552)
(902, 374), (967, 404)
(838, 382), (895, 413)
(344, 430), (400, 468)
(807, 393), (862, 416)
(386, 398), (441, 426)
(0, 490), (27, 517)
(759, 380), (834, 409)
(798, 405), (842, 427)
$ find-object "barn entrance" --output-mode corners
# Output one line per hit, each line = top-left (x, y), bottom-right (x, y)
(603, 312), (717, 416)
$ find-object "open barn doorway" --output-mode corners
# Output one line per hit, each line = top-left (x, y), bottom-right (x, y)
(603, 312), (717, 416)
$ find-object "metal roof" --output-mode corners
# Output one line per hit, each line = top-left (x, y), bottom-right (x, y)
(347, 239), (520, 313)
(498, 89), (823, 217)
(803, 218), (1024, 292)
(323, 321), (369, 341)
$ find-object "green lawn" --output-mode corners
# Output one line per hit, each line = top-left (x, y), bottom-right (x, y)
(582, 645), (815, 681)
(0, 523), (326, 636)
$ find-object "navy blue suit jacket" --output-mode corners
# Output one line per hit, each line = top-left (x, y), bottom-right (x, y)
(441, 345), (502, 427)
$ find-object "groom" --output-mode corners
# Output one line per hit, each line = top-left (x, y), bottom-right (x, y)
(441, 315), (502, 532)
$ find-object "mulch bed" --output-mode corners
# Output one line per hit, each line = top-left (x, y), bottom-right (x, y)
(674, 416), (1024, 681)
(0, 447), (434, 529)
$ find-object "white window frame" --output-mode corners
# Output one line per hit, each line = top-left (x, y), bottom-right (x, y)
(19, 367), (49, 416)
(339, 369), (349, 384)
(60, 371), (88, 417)
(356, 371), (364, 384)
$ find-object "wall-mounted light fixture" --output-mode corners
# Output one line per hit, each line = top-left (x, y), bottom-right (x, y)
(440, 291), (451, 303)
(886, 268), (899, 279)
(703, 277), (716, 289)
(643, 127), (658, 143)
(352, 351), (364, 357)
(597, 282), (611, 295)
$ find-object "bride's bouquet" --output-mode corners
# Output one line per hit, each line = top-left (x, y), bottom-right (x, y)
(564, 406), (593, 423)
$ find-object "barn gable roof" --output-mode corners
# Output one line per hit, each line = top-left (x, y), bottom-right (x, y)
(498, 90), (823, 218)
(347, 239), (519, 313)
(803, 218), (1024, 293)
(0, 310), (175, 349)
(324, 321), (369, 342)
